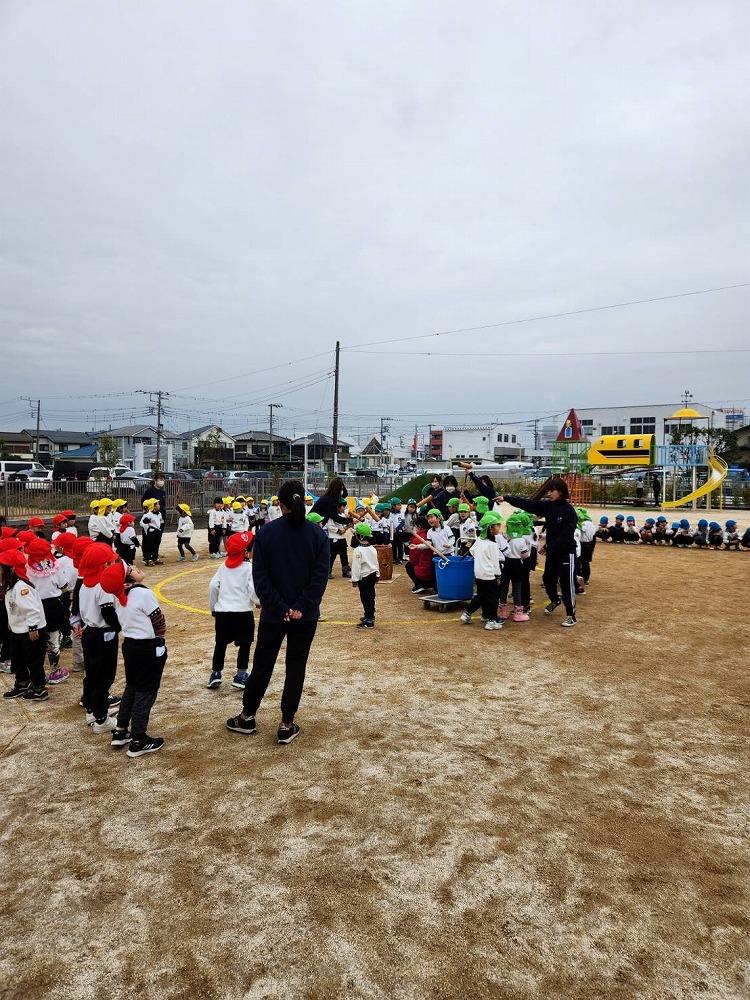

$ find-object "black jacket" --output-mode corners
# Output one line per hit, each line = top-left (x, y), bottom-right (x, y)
(503, 496), (577, 554)
(310, 494), (349, 527)
(251, 515), (330, 622)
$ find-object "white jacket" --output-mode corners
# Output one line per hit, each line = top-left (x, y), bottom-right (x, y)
(5, 580), (46, 633)
(470, 537), (502, 581)
(89, 514), (113, 539)
(208, 562), (258, 613)
(351, 544), (380, 582)
(177, 515), (194, 538)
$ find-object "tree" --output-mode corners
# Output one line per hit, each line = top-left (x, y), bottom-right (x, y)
(97, 434), (120, 469)
(669, 424), (739, 463)
(194, 430), (225, 468)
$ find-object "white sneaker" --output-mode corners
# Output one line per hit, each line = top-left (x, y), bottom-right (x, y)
(459, 611), (472, 624)
(92, 717), (116, 733)
(0, 660), (12, 674)
(484, 620), (502, 630)
(85, 711), (96, 725)
(191, 554), (199, 561)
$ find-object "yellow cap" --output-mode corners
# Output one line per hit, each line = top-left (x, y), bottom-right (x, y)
(97, 498), (114, 510)
(142, 497), (159, 510)
(89, 499), (100, 510)
(271, 496), (279, 503)
(232, 501), (243, 511)
(177, 503), (192, 516)
(246, 496), (254, 502)
(111, 499), (126, 509)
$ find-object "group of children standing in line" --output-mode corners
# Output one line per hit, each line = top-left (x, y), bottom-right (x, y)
(594, 513), (749, 549)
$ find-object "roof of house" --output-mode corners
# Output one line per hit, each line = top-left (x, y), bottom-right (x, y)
(53, 444), (97, 460)
(235, 429), (291, 444)
(0, 431), (33, 444)
(360, 437), (384, 455)
(292, 433), (353, 449)
(177, 425), (234, 441)
(24, 429), (95, 445)
(95, 425), (180, 440)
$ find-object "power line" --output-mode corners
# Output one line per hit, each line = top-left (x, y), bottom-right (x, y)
(345, 346), (750, 359)
(342, 281), (750, 351)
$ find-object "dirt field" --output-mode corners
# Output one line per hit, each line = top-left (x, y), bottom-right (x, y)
(1, 530), (749, 1000)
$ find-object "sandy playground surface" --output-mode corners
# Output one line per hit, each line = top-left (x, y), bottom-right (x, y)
(1, 529), (749, 1000)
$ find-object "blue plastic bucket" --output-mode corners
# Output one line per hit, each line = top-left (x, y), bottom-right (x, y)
(433, 555), (475, 601)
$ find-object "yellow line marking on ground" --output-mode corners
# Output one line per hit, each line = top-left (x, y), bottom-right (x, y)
(152, 565), (457, 626)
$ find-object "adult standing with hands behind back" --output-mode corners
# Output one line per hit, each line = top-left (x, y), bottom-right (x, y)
(226, 479), (330, 745)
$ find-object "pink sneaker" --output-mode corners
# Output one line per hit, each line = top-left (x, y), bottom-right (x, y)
(47, 667), (70, 685)
(512, 607), (530, 622)
(498, 603), (510, 621)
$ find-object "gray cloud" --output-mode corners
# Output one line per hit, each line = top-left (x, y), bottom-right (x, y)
(1, 0), (748, 439)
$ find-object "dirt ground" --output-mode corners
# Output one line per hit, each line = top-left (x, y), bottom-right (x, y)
(1, 527), (749, 1000)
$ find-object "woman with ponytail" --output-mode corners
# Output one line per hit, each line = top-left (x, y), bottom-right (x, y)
(226, 479), (329, 745)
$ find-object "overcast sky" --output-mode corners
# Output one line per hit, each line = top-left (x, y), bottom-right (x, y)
(1, 0), (748, 442)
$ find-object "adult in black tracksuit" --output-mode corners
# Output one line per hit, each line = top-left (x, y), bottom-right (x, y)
(226, 480), (330, 745)
(500, 479), (578, 625)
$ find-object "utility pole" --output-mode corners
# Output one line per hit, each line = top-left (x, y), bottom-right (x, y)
(269, 403), (282, 471)
(21, 398), (41, 462)
(533, 418), (539, 452)
(332, 340), (340, 475)
(136, 390), (169, 472)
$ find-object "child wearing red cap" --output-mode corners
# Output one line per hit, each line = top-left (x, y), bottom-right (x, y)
(52, 532), (77, 652)
(51, 513), (68, 545)
(114, 513), (140, 566)
(62, 510), (78, 536)
(26, 537), (70, 685)
(0, 549), (49, 701)
(27, 516), (46, 539)
(206, 531), (257, 690)
(69, 536), (94, 675)
(0, 538), (21, 672)
(100, 561), (167, 757)
(78, 543), (121, 731)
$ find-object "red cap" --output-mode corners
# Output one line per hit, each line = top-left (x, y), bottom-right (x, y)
(16, 530), (37, 547)
(72, 535), (94, 568)
(27, 516), (45, 529)
(79, 542), (117, 587)
(0, 538), (23, 553)
(26, 538), (53, 564)
(99, 561), (127, 606)
(119, 513), (135, 528)
(61, 509), (75, 518)
(0, 527), (17, 539)
(53, 532), (75, 553)
(0, 549), (28, 579)
(52, 513), (68, 527)
(225, 531), (254, 568)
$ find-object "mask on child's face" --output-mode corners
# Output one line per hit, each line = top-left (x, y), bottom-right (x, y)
(445, 486), (456, 493)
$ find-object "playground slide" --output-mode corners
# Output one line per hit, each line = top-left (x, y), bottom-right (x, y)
(661, 452), (728, 510)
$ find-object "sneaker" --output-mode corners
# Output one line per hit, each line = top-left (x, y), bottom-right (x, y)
(544, 599), (561, 615)
(413, 586), (427, 594)
(47, 667), (70, 685)
(484, 620), (502, 630)
(231, 671), (249, 690)
(497, 603), (510, 621)
(328, 573), (334, 580)
(342, 568), (351, 578)
(59, 636), (73, 650)
(277, 722), (300, 745)
(23, 686), (49, 701)
(85, 711), (96, 725)
(226, 714), (257, 735)
(92, 717), (116, 733)
(0, 660), (13, 674)
(177, 556), (186, 562)
(356, 619), (375, 629)
(127, 735), (165, 758)
(108, 695), (121, 712)
(111, 728), (132, 747)
(459, 611), (472, 624)
(512, 607), (530, 622)
(191, 554), (199, 562)
(3, 683), (31, 699)
(561, 616), (577, 628)
(207, 671), (223, 689)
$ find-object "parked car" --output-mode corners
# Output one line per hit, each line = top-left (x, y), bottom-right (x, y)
(86, 466), (133, 492)
(0, 460), (51, 484)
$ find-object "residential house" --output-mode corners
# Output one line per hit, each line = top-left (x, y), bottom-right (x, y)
(93, 425), (181, 469)
(176, 425), (235, 467)
(233, 429), (293, 468)
(0, 431), (36, 461)
(22, 429), (96, 465)
(291, 433), (352, 473)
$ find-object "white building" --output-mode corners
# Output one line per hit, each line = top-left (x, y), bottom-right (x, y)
(575, 403), (735, 446)
(176, 425), (235, 466)
(439, 424), (530, 463)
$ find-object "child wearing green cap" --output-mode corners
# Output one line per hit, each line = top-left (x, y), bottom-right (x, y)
(351, 523), (379, 628)
(498, 512), (532, 622)
(460, 512), (504, 630)
(426, 510), (455, 557)
(448, 502), (479, 555)
(388, 498), (407, 565)
(577, 508), (596, 588)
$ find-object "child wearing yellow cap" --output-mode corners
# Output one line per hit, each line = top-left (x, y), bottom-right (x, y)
(140, 498), (163, 566)
(176, 503), (198, 562)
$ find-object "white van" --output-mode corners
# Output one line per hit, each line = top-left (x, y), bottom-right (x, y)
(0, 460), (50, 484)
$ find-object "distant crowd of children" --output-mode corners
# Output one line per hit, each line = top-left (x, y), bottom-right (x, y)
(594, 513), (747, 549)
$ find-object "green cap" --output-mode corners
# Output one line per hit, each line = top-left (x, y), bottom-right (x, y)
(457, 503), (471, 513)
(306, 512), (324, 524)
(474, 496), (489, 511)
(427, 508), (443, 519)
(355, 522), (373, 538)
(478, 511), (503, 539)
(505, 511), (529, 540)
(390, 497), (402, 505)
(407, 498), (417, 505)
(576, 506), (591, 525)
(447, 497), (461, 508)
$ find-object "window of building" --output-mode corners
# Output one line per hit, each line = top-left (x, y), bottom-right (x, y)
(581, 419), (594, 427)
(182, 441), (188, 450)
(497, 434), (502, 442)
(630, 417), (656, 433)
(504, 434), (509, 442)
(511, 435), (516, 443)
(601, 425), (625, 435)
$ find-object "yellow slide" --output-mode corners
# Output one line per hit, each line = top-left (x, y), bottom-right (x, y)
(661, 450), (728, 510)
